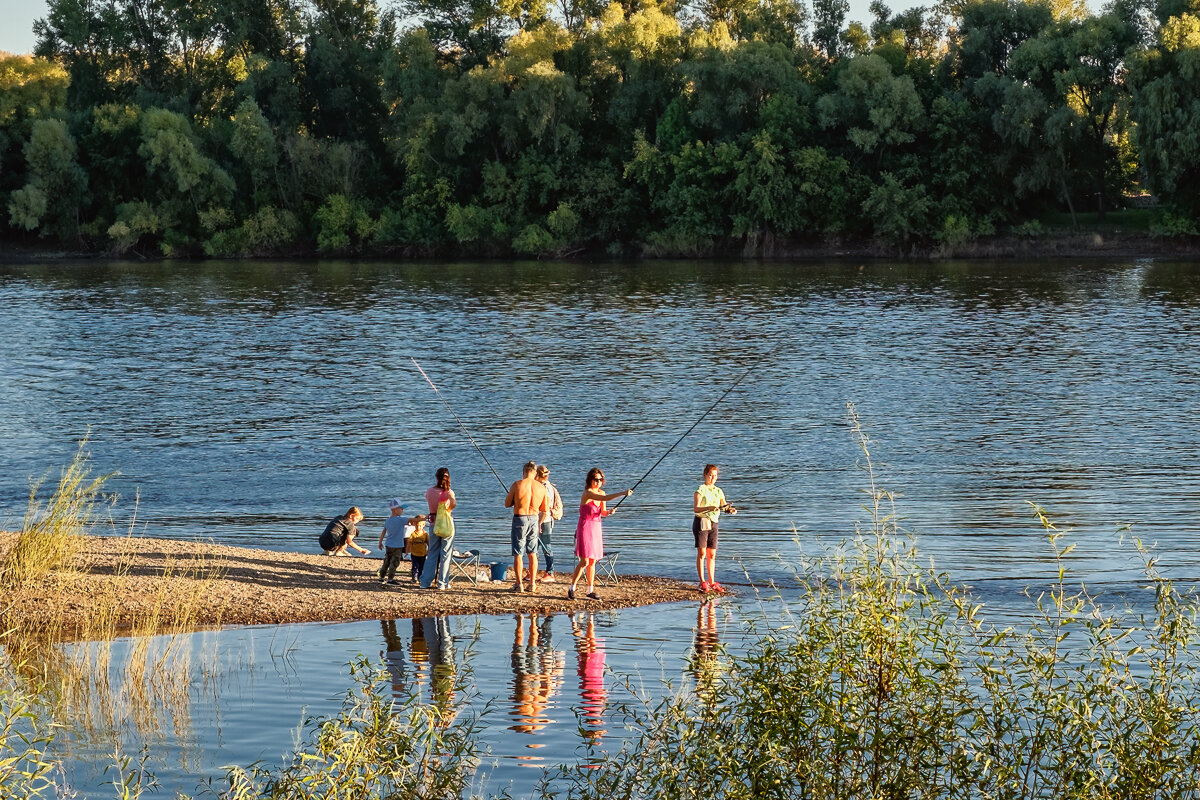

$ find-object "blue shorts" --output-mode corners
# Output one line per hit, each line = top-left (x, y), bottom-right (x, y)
(511, 515), (539, 555)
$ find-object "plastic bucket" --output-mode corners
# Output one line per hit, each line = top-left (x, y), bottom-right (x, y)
(490, 562), (508, 581)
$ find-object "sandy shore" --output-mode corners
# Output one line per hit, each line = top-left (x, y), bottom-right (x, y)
(2, 534), (701, 635)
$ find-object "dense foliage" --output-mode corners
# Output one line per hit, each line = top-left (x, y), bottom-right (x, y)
(1, 0), (1199, 257)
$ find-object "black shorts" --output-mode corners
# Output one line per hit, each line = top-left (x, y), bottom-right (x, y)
(319, 531), (346, 551)
(692, 517), (718, 549)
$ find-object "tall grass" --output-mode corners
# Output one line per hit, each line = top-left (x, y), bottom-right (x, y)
(208, 658), (488, 800)
(1, 438), (114, 589)
(0, 444), (226, 756)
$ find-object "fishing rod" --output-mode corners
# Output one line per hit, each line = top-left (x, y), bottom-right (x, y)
(411, 357), (508, 492)
(611, 351), (771, 510)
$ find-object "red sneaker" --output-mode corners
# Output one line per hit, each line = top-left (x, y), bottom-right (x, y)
(710, 582), (725, 593)
(699, 582), (712, 593)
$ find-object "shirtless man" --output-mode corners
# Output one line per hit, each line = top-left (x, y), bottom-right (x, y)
(504, 461), (549, 593)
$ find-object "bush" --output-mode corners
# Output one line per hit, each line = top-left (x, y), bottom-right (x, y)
(203, 206), (300, 257)
(313, 194), (375, 254)
(1150, 211), (1199, 238)
(208, 658), (486, 800)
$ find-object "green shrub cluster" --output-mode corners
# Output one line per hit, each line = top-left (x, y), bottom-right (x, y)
(1, 0), (1199, 257)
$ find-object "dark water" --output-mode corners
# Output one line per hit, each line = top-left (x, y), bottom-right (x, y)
(4, 258), (1200, 794)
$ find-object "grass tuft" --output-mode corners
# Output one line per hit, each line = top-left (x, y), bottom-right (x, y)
(1, 437), (114, 589)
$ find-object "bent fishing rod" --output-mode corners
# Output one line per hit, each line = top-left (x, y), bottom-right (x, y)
(411, 357), (508, 492)
(611, 350), (772, 511)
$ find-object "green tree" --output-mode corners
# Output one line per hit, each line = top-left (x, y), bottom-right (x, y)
(1128, 12), (1200, 216)
(7, 118), (87, 238)
(304, 0), (396, 145)
(812, 0), (850, 59)
(950, 0), (1054, 84)
(0, 54), (69, 189)
(683, 40), (804, 140)
(999, 11), (1137, 219)
(817, 53), (925, 166)
(403, 0), (522, 67)
(228, 96), (279, 205)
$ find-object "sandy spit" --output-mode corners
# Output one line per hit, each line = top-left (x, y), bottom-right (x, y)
(3, 534), (702, 635)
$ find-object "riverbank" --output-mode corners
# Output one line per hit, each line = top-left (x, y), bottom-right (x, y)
(0, 533), (700, 636)
(3, 228), (1199, 262)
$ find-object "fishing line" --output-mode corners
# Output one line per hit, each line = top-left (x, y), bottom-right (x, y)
(411, 357), (508, 492)
(611, 350), (772, 510)
(732, 478), (792, 504)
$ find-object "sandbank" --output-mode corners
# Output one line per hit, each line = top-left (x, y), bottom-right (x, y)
(2, 534), (702, 636)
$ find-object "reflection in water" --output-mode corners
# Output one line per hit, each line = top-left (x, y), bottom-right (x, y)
(380, 619), (407, 695)
(377, 617), (458, 727)
(569, 612), (607, 742)
(689, 600), (722, 700)
(508, 613), (565, 739)
(1, 630), (206, 761)
(424, 616), (458, 727)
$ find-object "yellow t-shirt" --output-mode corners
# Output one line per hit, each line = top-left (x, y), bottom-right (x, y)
(695, 484), (725, 524)
(408, 527), (429, 557)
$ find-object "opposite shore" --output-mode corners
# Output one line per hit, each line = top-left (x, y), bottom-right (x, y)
(4, 229), (1200, 263)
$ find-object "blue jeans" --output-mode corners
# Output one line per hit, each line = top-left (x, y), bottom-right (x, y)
(538, 519), (554, 572)
(421, 533), (454, 588)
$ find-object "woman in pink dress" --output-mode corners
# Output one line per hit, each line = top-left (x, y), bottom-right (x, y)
(568, 467), (632, 601)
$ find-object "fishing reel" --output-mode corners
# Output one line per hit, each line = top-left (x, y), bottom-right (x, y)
(720, 503), (738, 514)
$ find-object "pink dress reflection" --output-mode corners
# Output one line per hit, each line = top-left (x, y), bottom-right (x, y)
(572, 613), (607, 740)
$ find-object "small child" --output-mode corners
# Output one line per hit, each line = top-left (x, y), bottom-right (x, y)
(378, 499), (408, 585)
(407, 514), (429, 582)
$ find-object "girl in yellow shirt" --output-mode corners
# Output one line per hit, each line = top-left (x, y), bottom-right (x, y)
(693, 464), (736, 593)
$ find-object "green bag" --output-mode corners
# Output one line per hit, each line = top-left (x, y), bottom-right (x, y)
(433, 494), (454, 539)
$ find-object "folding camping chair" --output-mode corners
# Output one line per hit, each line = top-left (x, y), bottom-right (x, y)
(450, 549), (481, 585)
(596, 551), (620, 585)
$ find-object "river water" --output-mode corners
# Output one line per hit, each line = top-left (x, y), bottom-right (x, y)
(3, 258), (1200, 794)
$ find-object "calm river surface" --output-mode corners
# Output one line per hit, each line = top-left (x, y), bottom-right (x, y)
(3, 258), (1200, 794)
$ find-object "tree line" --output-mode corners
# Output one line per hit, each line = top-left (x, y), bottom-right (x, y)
(1, 0), (1198, 258)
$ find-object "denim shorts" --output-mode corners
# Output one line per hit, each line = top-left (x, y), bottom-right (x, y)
(511, 514), (539, 555)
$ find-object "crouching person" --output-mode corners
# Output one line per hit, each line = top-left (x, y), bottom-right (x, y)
(320, 507), (370, 556)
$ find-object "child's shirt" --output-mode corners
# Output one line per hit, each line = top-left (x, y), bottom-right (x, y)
(382, 516), (408, 548)
(408, 527), (429, 557)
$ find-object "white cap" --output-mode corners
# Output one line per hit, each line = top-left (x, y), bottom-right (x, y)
(388, 498), (404, 510)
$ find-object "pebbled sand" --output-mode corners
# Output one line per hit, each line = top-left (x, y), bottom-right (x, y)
(2, 534), (702, 635)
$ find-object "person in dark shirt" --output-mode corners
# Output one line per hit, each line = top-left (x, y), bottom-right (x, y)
(319, 507), (370, 555)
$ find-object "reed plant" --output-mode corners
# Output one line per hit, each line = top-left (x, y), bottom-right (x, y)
(0, 445), (226, 754)
(547, 405), (1200, 800)
(1, 438), (114, 589)
(0, 683), (57, 797)
(204, 658), (489, 800)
